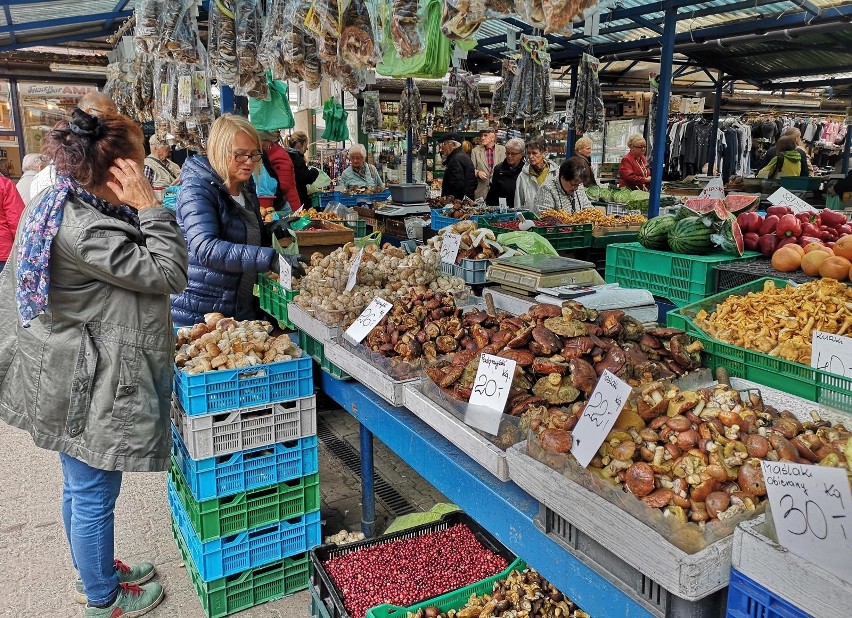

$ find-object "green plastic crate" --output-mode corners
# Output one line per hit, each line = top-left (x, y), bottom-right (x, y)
(667, 277), (852, 411)
(341, 220), (368, 239)
(258, 273), (300, 329)
(605, 243), (759, 306)
(298, 331), (350, 380)
(169, 465), (320, 543)
(366, 559), (526, 618)
(480, 213), (593, 250)
(591, 231), (639, 248)
(171, 517), (310, 618)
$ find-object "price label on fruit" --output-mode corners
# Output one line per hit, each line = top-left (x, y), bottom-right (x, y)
(698, 177), (725, 200)
(464, 354), (517, 435)
(761, 461), (852, 580)
(767, 188), (816, 214)
(571, 370), (632, 468)
(498, 197), (508, 213)
(278, 257), (292, 290)
(440, 233), (462, 265)
(345, 248), (364, 292)
(344, 297), (394, 345)
(810, 331), (852, 378)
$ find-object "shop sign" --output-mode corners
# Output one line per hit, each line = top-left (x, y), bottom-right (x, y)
(18, 82), (97, 98)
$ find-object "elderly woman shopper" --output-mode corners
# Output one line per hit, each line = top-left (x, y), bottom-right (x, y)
(485, 138), (525, 207)
(619, 134), (650, 190)
(287, 131), (319, 209)
(515, 136), (558, 210)
(0, 108), (188, 616)
(172, 115), (302, 326)
(532, 157), (593, 215)
(15, 153), (47, 201)
(573, 136), (597, 186)
(259, 130), (302, 212)
(143, 135), (182, 190)
(340, 144), (384, 190)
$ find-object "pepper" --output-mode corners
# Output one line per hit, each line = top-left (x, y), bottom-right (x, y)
(798, 235), (821, 247)
(736, 212), (751, 232)
(745, 212), (762, 233)
(776, 214), (802, 238)
(776, 236), (799, 251)
(796, 211), (821, 225)
(801, 222), (821, 238)
(820, 209), (848, 227)
(758, 233), (778, 257)
(759, 215), (779, 236)
(744, 232), (760, 251)
(837, 224), (852, 235)
(766, 205), (790, 217)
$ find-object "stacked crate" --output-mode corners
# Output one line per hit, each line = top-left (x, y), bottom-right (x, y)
(169, 349), (319, 618)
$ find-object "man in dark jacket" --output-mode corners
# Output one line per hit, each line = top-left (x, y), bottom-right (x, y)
(440, 133), (477, 200)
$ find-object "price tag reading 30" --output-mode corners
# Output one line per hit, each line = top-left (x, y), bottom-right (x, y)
(344, 297), (393, 345)
(811, 331), (852, 378)
(571, 370), (632, 468)
(761, 461), (852, 580)
(440, 233), (462, 265)
(464, 354), (516, 436)
(345, 248), (364, 292)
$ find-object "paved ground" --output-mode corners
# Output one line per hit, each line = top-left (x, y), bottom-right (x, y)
(0, 404), (447, 618)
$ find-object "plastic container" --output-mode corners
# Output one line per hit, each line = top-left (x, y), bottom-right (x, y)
(257, 273), (300, 329)
(481, 214), (593, 250)
(389, 183), (427, 203)
(171, 517), (310, 618)
(430, 208), (457, 231)
(712, 260), (816, 293)
(169, 477), (320, 581)
(171, 427), (319, 502)
(605, 242), (759, 306)
(439, 258), (491, 285)
(778, 176), (823, 192)
(298, 331), (350, 380)
(170, 395), (317, 461)
(312, 584), (333, 618)
(174, 355), (313, 416)
(726, 570), (809, 618)
(590, 230), (639, 248)
(319, 190), (391, 208)
(666, 278), (852, 410)
(311, 512), (516, 618)
(169, 465), (320, 543)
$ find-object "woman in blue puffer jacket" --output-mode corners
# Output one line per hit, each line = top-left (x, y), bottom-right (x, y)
(171, 115), (282, 326)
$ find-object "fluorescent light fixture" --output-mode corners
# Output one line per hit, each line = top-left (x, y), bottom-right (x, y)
(48, 63), (107, 77)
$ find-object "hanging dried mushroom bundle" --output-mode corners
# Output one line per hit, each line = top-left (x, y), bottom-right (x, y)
(235, 0), (267, 98)
(208, 0), (239, 87)
(399, 81), (423, 135)
(258, 0), (288, 77)
(568, 52), (605, 134)
(134, 0), (160, 54)
(503, 36), (554, 127)
(391, 0), (424, 58)
(361, 91), (382, 134)
(489, 58), (516, 120)
(156, 0), (201, 64)
(542, 0), (599, 35)
(442, 68), (481, 130)
(338, 0), (380, 70)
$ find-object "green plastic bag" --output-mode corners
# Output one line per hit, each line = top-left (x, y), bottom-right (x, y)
(825, 194), (841, 210)
(383, 503), (460, 534)
(307, 168), (332, 194)
(249, 72), (295, 131)
(321, 98), (349, 142)
(495, 231), (559, 256)
(355, 230), (382, 248)
(377, 0), (451, 78)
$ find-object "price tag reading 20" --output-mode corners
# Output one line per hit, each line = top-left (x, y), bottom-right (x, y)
(468, 354), (516, 413)
(570, 370), (632, 468)
(343, 297), (393, 345)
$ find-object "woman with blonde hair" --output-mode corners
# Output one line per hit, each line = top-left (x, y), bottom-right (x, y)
(573, 136), (597, 186)
(619, 134), (650, 190)
(171, 114), (300, 326)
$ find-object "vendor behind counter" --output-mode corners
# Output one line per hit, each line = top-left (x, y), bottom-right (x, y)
(339, 144), (384, 191)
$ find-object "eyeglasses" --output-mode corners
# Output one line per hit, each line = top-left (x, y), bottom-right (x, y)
(632, 145), (647, 150)
(232, 151), (263, 162)
(505, 150), (523, 156)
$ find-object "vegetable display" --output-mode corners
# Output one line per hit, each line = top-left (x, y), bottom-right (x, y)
(540, 208), (646, 228)
(426, 221), (506, 262)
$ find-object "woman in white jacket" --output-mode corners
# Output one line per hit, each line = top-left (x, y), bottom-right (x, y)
(514, 136), (558, 213)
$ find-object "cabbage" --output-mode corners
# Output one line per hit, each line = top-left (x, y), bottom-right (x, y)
(598, 187), (613, 202)
(613, 188), (632, 203)
(586, 186), (602, 201)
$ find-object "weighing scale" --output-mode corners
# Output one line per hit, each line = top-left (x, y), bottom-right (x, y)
(375, 202), (431, 216)
(486, 255), (605, 295)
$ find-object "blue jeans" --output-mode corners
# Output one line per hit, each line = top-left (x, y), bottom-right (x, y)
(60, 453), (123, 606)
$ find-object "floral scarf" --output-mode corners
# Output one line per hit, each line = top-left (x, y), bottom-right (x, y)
(15, 176), (140, 327)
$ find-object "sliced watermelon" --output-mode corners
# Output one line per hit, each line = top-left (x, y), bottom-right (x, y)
(724, 194), (760, 213)
(684, 198), (725, 216)
(710, 215), (744, 256)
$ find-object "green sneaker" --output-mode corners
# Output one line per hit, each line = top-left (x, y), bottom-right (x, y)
(73, 559), (156, 604)
(84, 582), (164, 618)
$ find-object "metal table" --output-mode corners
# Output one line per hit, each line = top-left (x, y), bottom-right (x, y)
(320, 372), (655, 618)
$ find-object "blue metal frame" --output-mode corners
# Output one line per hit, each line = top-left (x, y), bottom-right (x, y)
(320, 373), (656, 618)
(707, 72), (724, 176)
(648, 2), (678, 218)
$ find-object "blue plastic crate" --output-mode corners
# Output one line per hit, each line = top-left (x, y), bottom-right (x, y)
(727, 569), (810, 618)
(172, 427), (319, 501)
(431, 209), (522, 231)
(174, 356), (313, 416)
(319, 190), (390, 208)
(430, 208), (457, 230)
(168, 477), (320, 581)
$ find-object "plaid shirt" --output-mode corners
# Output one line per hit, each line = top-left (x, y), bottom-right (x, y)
(143, 165), (156, 185)
(485, 147), (494, 172)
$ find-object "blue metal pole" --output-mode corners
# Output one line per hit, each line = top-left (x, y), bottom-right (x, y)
(220, 85), (235, 114)
(707, 72), (724, 176)
(648, 1), (678, 218)
(406, 78), (414, 183)
(359, 424), (376, 538)
(566, 64), (578, 157)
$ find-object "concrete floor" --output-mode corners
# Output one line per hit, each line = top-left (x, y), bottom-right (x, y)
(0, 404), (447, 617)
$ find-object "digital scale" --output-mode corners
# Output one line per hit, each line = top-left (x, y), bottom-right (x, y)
(486, 255), (605, 295)
(375, 202), (432, 216)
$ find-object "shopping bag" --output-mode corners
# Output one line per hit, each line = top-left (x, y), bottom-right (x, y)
(495, 231), (558, 256)
(307, 168), (332, 194)
(356, 231), (382, 248)
(248, 72), (295, 131)
(253, 165), (279, 197)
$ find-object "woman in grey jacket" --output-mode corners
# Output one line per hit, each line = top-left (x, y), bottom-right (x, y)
(0, 109), (188, 617)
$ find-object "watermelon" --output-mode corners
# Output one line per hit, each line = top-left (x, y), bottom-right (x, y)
(673, 206), (695, 221)
(724, 194), (759, 213)
(637, 215), (677, 250)
(684, 198), (724, 216)
(667, 216), (715, 254)
(711, 215), (745, 256)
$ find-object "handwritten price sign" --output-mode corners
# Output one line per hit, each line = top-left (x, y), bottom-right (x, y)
(767, 187), (817, 214)
(345, 248), (364, 293)
(464, 354), (516, 435)
(761, 461), (852, 580)
(440, 233), (462, 265)
(278, 257), (292, 290)
(343, 297), (393, 345)
(811, 331), (852, 378)
(571, 370), (632, 468)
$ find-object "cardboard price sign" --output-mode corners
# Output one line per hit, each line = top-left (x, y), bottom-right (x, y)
(767, 187), (816, 214)
(440, 233), (462, 265)
(278, 257), (292, 290)
(345, 248), (364, 292)
(761, 461), (852, 580)
(571, 370), (632, 468)
(463, 354), (516, 435)
(344, 297), (394, 345)
(698, 177), (725, 200)
(811, 331), (852, 378)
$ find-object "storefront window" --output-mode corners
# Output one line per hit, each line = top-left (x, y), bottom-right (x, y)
(17, 82), (98, 154)
(0, 80), (13, 132)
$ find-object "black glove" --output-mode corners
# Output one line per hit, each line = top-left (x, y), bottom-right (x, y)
(268, 216), (301, 241)
(278, 254), (306, 277)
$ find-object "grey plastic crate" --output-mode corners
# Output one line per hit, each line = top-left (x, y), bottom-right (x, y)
(439, 258), (490, 284)
(171, 395), (317, 460)
(536, 505), (727, 618)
